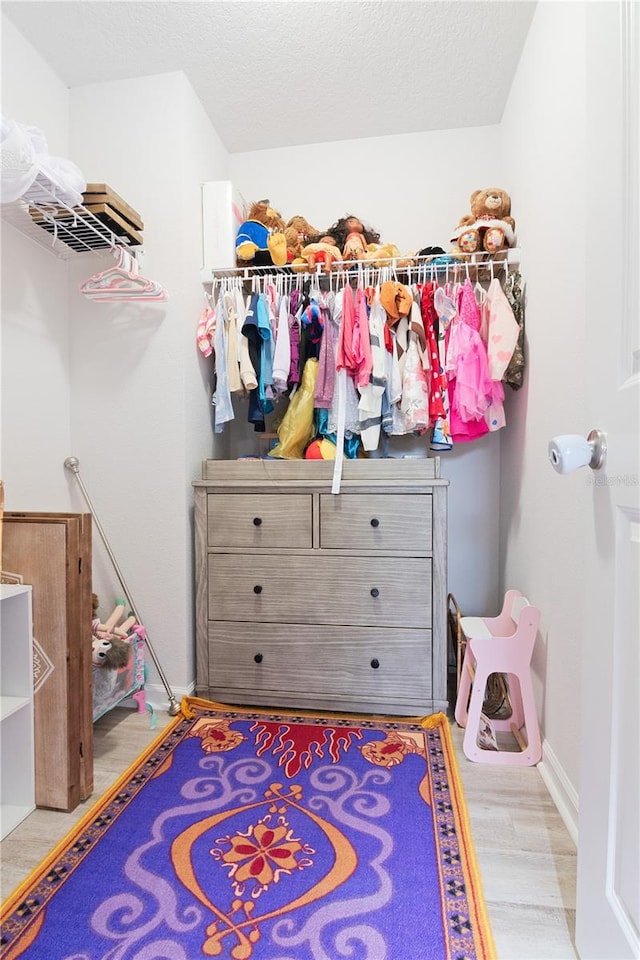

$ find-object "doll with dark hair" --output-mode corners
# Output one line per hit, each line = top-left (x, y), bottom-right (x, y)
(325, 215), (381, 261)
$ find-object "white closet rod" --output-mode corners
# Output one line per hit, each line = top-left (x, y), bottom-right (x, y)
(203, 247), (520, 283)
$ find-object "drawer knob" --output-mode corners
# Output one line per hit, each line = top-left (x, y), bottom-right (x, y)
(370, 658), (380, 669)
(254, 653), (263, 664)
(253, 517), (262, 526)
(370, 587), (379, 598)
(370, 518), (380, 528)
(253, 584), (263, 594)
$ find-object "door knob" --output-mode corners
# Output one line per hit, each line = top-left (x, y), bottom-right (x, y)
(548, 430), (606, 474)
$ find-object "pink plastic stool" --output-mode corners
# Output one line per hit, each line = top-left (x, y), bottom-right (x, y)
(454, 589), (542, 765)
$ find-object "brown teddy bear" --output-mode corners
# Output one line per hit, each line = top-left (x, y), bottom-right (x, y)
(450, 188), (516, 256)
(284, 215), (319, 262)
(235, 200), (287, 267)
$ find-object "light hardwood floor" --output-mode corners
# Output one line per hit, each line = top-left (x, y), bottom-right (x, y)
(0, 705), (578, 959)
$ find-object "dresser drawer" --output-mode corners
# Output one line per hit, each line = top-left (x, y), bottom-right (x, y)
(319, 494), (432, 552)
(208, 554), (431, 627)
(207, 494), (312, 549)
(207, 622), (432, 701)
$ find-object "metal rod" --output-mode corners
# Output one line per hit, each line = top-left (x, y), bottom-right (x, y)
(64, 456), (181, 716)
(203, 247), (521, 280)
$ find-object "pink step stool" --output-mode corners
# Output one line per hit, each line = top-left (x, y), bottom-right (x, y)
(454, 589), (542, 765)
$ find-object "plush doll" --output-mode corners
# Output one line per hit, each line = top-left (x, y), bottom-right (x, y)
(450, 188), (516, 256)
(342, 228), (368, 261)
(325, 215), (381, 261)
(235, 200), (287, 267)
(91, 595), (134, 669)
(292, 235), (342, 273)
(284, 215), (319, 262)
(92, 634), (132, 669)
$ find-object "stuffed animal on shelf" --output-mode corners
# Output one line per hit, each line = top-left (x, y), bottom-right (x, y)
(235, 200), (287, 267)
(284, 215), (319, 262)
(363, 242), (414, 269)
(450, 188), (516, 256)
(292, 235), (342, 273)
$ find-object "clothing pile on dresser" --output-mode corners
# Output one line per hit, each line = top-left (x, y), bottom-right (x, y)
(196, 272), (525, 454)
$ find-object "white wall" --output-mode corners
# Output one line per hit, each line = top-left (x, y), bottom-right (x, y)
(1, 14), (73, 509)
(1, 44), (229, 701)
(500, 1), (587, 804)
(0, 15), (68, 155)
(66, 72), (229, 697)
(230, 125), (504, 258)
(231, 126), (507, 614)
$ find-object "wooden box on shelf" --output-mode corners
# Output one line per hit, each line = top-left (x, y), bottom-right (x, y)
(82, 183), (144, 246)
(27, 181), (144, 252)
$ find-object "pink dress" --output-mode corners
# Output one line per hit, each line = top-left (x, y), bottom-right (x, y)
(446, 279), (492, 443)
(335, 285), (372, 388)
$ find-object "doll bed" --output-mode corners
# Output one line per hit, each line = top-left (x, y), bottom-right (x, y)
(92, 633), (146, 722)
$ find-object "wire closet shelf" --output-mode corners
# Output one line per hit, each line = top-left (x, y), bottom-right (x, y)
(1, 171), (134, 260)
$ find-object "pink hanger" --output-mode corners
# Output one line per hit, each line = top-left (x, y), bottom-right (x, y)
(80, 247), (168, 302)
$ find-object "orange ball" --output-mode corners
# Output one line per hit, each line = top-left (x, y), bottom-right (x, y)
(304, 438), (337, 460)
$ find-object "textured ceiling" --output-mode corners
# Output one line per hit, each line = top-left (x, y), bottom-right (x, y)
(3, 1), (536, 153)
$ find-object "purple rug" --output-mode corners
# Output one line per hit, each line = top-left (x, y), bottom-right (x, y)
(1, 698), (495, 959)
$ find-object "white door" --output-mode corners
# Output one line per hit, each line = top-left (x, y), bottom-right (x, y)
(576, 3), (640, 958)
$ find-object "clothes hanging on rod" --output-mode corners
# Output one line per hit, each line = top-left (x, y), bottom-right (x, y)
(196, 257), (525, 455)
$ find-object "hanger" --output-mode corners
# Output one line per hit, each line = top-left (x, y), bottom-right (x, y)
(474, 260), (487, 300)
(80, 247), (167, 301)
(79, 247), (168, 302)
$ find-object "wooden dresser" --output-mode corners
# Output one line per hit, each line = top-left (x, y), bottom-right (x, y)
(193, 458), (448, 716)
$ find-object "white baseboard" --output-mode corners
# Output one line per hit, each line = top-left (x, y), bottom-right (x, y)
(537, 737), (579, 846)
(143, 681), (196, 715)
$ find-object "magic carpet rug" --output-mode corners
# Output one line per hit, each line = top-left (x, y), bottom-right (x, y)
(1, 698), (495, 960)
